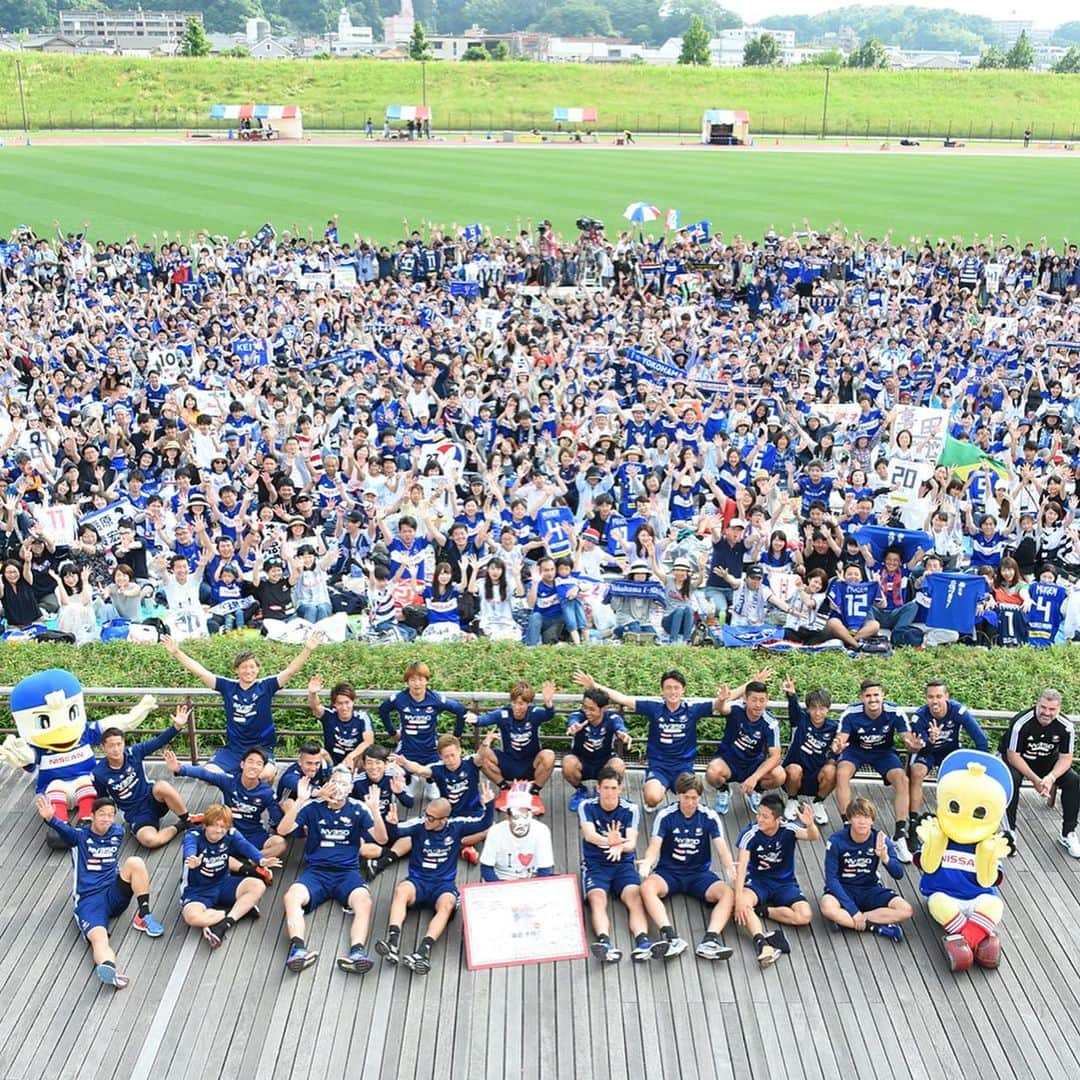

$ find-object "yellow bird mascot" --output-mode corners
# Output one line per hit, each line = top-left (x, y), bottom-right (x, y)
(915, 749), (1012, 972)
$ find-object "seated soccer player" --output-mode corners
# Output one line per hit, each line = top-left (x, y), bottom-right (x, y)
(781, 677), (837, 825)
(820, 797), (912, 941)
(37, 794), (166, 990)
(473, 680), (557, 807)
(562, 688), (632, 813)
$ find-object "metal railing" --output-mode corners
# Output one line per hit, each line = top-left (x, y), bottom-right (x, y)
(0, 685), (1024, 769)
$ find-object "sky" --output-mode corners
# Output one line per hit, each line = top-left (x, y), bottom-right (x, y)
(732, 0), (1072, 31)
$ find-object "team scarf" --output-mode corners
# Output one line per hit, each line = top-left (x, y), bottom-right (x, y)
(607, 579), (666, 605)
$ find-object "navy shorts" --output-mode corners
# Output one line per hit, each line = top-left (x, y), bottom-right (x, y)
(713, 746), (765, 783)
(237, 826), (270, 851)
(746, 878), (806, 910)
(644, 760), (696, 792)
(830, 883), (899, 912)
(582, 861), (641, 896)
(408, 877), (459, 910)
(127, 796), (168, 833)
(838, 748), (903, 779)
(182, 875), (241, 912)
(207, 746), (277, 777)
(495, 749), (535, 781)
(910, 749), (949, 773)
(782, 754), (833, 796)
(576, 755), (615, 783)
(298, 867), (366, 911)
(653, 865), (722, 902)
(74, 881), (132, 937)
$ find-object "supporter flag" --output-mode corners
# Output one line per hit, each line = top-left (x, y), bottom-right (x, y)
(463, 224), (483, 242)
(687, 220), (711, 243)
(852, 525), (931, 565)
(664, 209), (681, 231)
(925, 573), (987, 633)
(937, 436), (1008, 481)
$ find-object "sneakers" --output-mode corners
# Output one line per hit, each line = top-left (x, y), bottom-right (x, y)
(590, 940), (622, 963)
(95, 963), (129, 990)
(755, 940), (780, 967)
(643, 801), (660, 814)
(746, 790), (762, 814)
(460, 844), (480, 865)
(254, 865), (273, 886)
(286, 945), (318, 972)
(568, 787), (588, 813)
(869, 924), (904, 943)
(764, 929), (791, 955)
(1058, 831), (1080, 858)
(694, 938), (733, 961)
(943, 934), (973, 973)
(404, 951), (431, 975)
(361, 859), (378, 882)
(248, 905), (261, 920)
(336, 947), (374, 974)
(664, 936), (689, 958)
(715, 788), (731, 815)
(425, 781), (440, 801)
(631, 938), (664, 962)
(202, 925), (224, 950)
(783, 798), (799, 821)
(375, 938), (400, 965)
(186, 813), (205, 826)
(892, 835), (913, 864)
(812, 801), (829, 826)
(974, 933), (1001, 969)
(132, 913), (164, 938)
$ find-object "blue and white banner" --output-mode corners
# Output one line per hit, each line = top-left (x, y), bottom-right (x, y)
(463, 224), (483, 242)
(623, 347), (726, 393)
(79, 501), (126, 548)
(607, 579), (666, 604)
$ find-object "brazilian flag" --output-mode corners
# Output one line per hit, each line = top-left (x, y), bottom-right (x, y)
(937, 436), (1009, 481)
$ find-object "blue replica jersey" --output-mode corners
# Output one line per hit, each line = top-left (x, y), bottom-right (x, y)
(47, 818), (125, 902)
(924, 573), (987, 634)
(637, 698), (713, 766)
(178, 764), (283, 837)
(911, 699), (988, 754)
(578, 796), (639, 870)
(92, 726), (180, 810)
(567, 709), (627, 764)
(784, 696), (838, 769)
(824, 827), (904, 912)
(738, 820), (800, 884)
(839, 704), (909, 752)
(1025, 582), (1068, 647)
(319, 706), (374, 764)
(428, 756), (483, 814)
(717, 704), (781, 760)
(351, 772), (413, 817)
(918, 840), (998, 901)
(295, 798), (377, 871)
(378, 690), (468, 764)
(275, 760), (332, 803)
(213, 675), (281, 753)
(396, 804), (493, 886)
(181, 827), (264, 892)
(827, 580), (882, 632)
(475, 704), (555, 760)
(31, 721), (103, 795)
(653, 804), (722, 873)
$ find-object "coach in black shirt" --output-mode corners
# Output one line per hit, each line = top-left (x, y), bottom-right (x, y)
(999, 689), (1079, 857)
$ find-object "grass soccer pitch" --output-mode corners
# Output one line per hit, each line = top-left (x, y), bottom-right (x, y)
(1, 144), (1077, 245)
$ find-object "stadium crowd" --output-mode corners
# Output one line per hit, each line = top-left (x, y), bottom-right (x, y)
(0, 213), (1078, 649)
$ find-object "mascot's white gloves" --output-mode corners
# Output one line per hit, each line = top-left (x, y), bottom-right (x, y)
(102, 694), (157, 734)
(0, 735), (32, 768)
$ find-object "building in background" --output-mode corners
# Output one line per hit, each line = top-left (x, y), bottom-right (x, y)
(58, 9), (199, 51)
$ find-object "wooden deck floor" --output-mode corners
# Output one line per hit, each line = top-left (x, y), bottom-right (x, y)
(1, 765), (1078, 1080)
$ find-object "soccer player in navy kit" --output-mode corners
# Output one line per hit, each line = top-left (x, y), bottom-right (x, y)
(473, 680), (557, 800)
(306, 675), (374, 767)
(378, 661), (476, 798)
(639, 773), (737, 961)
(820, 796), (912, 941)
(93, 704), (197, 848)
(278, 767), (387, 974)
(388, 733), (489, 871)
(908, 681), (988, 843)
(375, 785), (495, 975)
(162, 632), (321, 781)
(165, 745), (287, 865)
(563, 688), (632, 812)
(37, 794), (166, 990)
(180, 803), (278, 951)
(579, 767), (658, 963)
(780, 677), (837, 825)
(707, 676), (785, 816)
(574, 669), (725, 811)
(834, 679), (921, 863)
(276, 739), (332, 811)
(735, 793), (819, 965)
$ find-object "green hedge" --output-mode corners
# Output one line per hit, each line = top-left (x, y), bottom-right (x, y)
(0, 640), (1071, 711)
